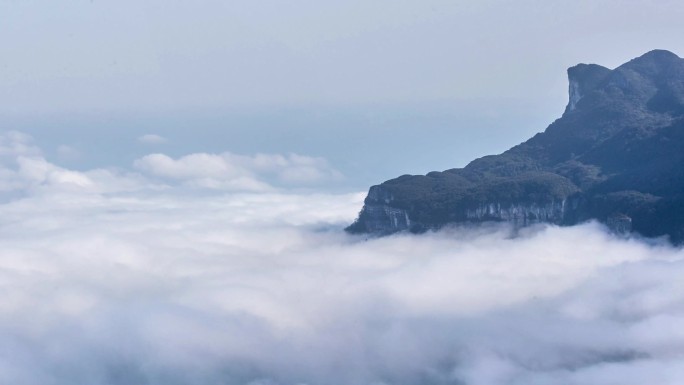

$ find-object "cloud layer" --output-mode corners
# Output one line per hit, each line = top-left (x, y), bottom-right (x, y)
(0, 131), (342, 196)
(134, 152), (342, 190)
(0, 131), (683, 385)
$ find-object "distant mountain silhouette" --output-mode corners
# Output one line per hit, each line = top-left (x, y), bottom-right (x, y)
(347, 50), (684, 242)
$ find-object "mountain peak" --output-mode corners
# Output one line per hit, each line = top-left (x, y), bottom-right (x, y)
(635, 49), (680, 61)
(563, 49), (684, 114)
(565, 63), (610, 113)
(348, 50), (684, 242)
(617, 49), (683, 76)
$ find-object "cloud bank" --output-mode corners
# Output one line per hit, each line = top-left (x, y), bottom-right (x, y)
(134, 152), (343, 191)
(0, 131), (683, 385)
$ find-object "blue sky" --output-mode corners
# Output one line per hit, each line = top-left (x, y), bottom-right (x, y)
(2, 0), (684, 188)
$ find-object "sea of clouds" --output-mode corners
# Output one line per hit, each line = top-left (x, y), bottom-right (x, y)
(0, 131), (683, 385)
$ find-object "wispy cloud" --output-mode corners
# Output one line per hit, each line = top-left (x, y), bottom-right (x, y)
(137, 134), (168, 145)
(138, 134), (168, 144)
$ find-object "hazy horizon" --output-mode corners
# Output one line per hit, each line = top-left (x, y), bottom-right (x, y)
(3, 1), (684, 188)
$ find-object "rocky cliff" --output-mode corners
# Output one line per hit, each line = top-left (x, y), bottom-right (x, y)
(347, 50), (684, 242)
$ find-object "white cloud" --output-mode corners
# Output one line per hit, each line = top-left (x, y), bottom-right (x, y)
(0, 130), (41, 160)
(0, 131), (343, 196)
(0, 132), (94, 193)
(1, 183), (682, 384)
(134, 151), (343, 191)
(137, 134), (168, 144)
(0, 132), (159, 196)
(0, 130), (683, 384)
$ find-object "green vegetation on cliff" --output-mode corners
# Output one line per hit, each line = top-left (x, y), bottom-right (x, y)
(349, 50), (684, 242)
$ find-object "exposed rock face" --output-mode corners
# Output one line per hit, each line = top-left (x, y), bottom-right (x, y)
(565, 63), (611, 113)
(360, 186), (412, 234)
(465, 200), (567, 226)
(347, 50), (684, 242)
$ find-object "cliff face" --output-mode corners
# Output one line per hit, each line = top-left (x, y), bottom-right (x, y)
(565, 63), (612, 113)
(359, 186), (412, 234)
(347, 50), (684, 242)
(464, 200), (568, 225)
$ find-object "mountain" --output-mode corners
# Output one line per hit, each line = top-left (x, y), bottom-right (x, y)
(347, 50), (684, 242)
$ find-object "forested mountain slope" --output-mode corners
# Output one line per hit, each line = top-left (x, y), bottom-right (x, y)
(348, 50), (684, 242)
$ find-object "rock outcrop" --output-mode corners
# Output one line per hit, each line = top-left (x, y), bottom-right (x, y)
(347, 50), (684, 242)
